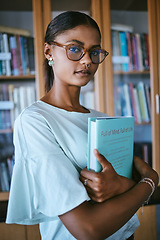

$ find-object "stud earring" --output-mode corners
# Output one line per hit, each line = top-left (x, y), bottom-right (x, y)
(48, 57), (54, 66)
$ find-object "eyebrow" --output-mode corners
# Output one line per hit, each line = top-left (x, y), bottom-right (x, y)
(66, 39), (101, 49)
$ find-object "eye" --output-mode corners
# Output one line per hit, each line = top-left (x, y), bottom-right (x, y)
(91, 49), (101, 56)
(68, 45), (82, 53)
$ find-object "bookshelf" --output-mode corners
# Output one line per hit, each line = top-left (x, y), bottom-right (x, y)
(0, 0), (159, 239)
(91, 0), (160, 180)
(91, 0), (160, 239)
(0, 0), (51, 203)
(0, 0), (50, 238)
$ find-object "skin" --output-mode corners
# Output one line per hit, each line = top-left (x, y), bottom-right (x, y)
(43, 25), (159, 240)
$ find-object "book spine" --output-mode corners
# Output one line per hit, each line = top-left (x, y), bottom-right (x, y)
(119, 31), (129, 72)
(16, 35), (23, 75)
(129, 82), (138, 123)
(133, 87), (142, 124)
(111, 30), (122, 71)
(123, 83), (132, 116)
(132, 34), (139, 71)
(135, 33), (143, 71)
(126, 32), (134, 71)
(2, 33), (11, 76)
(0, 162), (10, 191)
(137, 81), (150, 122)
(9, 35), (19, 76)
(27, 37), (35, 74)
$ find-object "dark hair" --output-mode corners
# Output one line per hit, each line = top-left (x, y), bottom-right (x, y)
(44, 11), (101, 92)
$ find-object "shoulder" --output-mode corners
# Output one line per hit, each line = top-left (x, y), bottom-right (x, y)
(89, 109), (109, 117)
(14, 101), (49, 130)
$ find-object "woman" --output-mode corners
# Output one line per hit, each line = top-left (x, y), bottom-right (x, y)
(6, 11), (159, 240)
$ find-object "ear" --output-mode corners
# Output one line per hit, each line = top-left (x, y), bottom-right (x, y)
(44, 43), (53, 60)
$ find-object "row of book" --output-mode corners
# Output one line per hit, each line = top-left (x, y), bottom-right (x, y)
(80, 80), (95, 109)
(0, 83), (36, 129)
(114, 81), (151, 124)
(0, 157), (14, 192)
(134, 142), (152, 167)
(0, 30), (35, 76)
(111, 28), (149, 72)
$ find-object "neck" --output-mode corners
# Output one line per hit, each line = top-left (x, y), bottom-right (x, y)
(41, 82), (89, 113)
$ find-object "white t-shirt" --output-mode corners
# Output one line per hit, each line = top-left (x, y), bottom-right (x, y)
(6, 100), (139, 240)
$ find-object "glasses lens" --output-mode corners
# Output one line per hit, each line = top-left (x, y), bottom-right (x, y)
(67, 45), (83, 61)
(90, 49), (107, 64)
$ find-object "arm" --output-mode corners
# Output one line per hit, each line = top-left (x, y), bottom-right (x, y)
(59, 150), (159, 240)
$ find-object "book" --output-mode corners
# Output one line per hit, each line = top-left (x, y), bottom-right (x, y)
(87, 116), (134, 179)
(123, 83), (132, 116)
(9, 35), (19, 76)
(137, 81), (150, 122)
(2, 33), (11, 76)
(119, 31), (129, 72)
(111, 30), (122, 71)
(133, 87), (142, 124)
(134, 142), (152, 167)
(0, 162), (10, 191)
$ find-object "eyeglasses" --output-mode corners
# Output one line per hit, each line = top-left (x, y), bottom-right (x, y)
(49, 41), (109, 64)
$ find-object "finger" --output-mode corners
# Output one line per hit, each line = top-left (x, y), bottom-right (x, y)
(80, 176), (94, 189)
(81, 167), (98, 181)
(94, 149), (113, 171)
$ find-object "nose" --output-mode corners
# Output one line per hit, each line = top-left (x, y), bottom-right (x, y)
(79, 51), (92, 65)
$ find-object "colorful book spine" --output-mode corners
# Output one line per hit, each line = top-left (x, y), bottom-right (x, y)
(119, 31), (129, 72)
(9, 35), (19, 76)
(2, 33), (11, 76)
(137, 81), (150, 122)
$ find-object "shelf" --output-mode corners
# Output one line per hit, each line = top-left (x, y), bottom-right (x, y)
(113, 70), (150, 75)
(0, 192), (9, 201)
(0, 74), (35, 80)
(135, 121), (151, 126)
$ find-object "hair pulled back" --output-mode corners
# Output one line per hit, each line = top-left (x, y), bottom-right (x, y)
(44, 11), (101, 92)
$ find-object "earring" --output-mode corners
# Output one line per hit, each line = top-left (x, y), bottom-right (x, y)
(48, 57), (54, 66)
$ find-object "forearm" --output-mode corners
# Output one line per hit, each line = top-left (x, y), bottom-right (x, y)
(60, 180), (156, 240)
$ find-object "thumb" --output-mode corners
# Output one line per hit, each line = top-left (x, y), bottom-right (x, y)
(94, 149), (110, 171)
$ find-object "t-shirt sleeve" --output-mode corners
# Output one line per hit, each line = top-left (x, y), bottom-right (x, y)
(6, 111), (90, 225)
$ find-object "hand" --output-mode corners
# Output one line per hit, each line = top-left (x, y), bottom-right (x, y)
(80, 149), (136, 203)
(133, 155), (159, 187)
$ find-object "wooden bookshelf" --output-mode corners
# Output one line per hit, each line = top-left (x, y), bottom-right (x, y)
(91, 0), (160, 178)
(0, 192), (9, 201)
(113, 70), (150, 75)
(0, 75), (35, 80)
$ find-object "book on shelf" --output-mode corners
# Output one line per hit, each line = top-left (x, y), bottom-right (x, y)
(0, 131), (14, 191)
(87, 116), (134, 179)
(80, 81), (95, 109)
(0, 162), (10, 192)
(0, 83), (36, 130)
(111, 28), (150, 72)
(119, 31), (129, 72)
(0, 30), (35, 76)
(0, 157), (15, 192)
(114, 81), (151, 124)
(137, 81), (150, 123)
(134, 142), (152, 167)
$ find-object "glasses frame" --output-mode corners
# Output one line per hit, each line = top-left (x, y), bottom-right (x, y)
(49, 41), (109, 64)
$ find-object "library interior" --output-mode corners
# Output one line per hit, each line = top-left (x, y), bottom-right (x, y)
(0, 0), (160, 239)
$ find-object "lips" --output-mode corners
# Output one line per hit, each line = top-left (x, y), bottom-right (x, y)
(75, 70), (91, 76)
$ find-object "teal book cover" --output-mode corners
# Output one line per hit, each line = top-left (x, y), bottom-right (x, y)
(87, 116), (134, 179)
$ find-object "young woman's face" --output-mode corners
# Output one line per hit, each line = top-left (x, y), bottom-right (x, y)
(51, 25), (101, 87)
